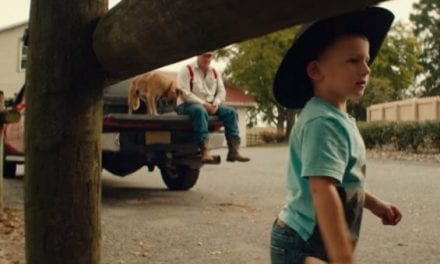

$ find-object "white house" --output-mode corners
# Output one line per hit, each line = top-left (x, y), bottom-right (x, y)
(0, 21), (27, 97)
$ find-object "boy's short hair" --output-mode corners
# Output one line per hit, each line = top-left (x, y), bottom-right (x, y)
(273, 7), (394, 109)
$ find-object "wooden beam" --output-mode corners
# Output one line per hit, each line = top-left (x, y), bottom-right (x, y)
(93, 0), (385, 81)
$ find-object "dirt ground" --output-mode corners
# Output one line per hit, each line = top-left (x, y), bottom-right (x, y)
(1, 147), (439, 263)
(0, 207), (24, 264)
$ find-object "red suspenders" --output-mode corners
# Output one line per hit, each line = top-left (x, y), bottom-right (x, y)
(186, 65), (194, 91)
(186, 65), (218, 92)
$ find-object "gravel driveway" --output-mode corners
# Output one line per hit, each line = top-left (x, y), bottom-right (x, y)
(2, 146), (440, 263)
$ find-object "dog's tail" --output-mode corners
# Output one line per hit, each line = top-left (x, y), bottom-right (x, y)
(128, 80), (141, 114)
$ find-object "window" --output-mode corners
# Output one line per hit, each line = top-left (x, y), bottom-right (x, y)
(18, 40), (28, 71)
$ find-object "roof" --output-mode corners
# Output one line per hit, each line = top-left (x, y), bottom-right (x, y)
(224, 86), (256, 106)
(158, 71), (256, 107)
(0, 21), (28, 33)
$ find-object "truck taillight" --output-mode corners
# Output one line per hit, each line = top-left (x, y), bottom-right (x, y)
(211, 123), (223, 131)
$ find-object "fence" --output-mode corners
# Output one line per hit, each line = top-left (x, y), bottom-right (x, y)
(246, 133), (263, 146)
(367, 96), (440, 122)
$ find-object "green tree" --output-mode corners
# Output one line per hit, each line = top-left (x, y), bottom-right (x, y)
(218, 27), (298, 135)
(370, 22), (422, 98)
(348, 22), (422, 120)
(410, 0), (440, 95)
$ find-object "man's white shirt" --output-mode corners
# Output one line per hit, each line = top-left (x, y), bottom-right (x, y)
(177, 62), (226, 106)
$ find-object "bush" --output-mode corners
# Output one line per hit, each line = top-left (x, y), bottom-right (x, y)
(358, 122), (397, 148)
(259, 130), (286, 143)
(357, 121), (440, 153)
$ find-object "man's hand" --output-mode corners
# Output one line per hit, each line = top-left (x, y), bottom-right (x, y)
(364, 192), (402, 225)
(203, 102), (218, 115)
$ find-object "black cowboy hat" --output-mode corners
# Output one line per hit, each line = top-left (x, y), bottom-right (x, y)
(273, 6), (394, 109)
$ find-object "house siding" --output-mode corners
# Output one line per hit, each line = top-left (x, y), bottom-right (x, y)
(0, 23), (27, 97)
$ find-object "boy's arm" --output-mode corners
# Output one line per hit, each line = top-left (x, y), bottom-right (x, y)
(364, 191), (402, 225)
(310, 177), (353, 264)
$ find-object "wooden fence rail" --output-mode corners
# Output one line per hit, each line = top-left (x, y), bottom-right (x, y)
(367, 96), (440, 122)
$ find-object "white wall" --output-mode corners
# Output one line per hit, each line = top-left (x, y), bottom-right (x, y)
(0, 24), (26, 98)
(221, 106), (249, 147)
(236, 107), (248, 147)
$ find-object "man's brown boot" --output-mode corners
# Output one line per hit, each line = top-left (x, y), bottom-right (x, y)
(200, 140), (216, 163)
(226, 137), (250, 162)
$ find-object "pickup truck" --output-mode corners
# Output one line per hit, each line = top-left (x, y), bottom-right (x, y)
(3, 79), (225, 190)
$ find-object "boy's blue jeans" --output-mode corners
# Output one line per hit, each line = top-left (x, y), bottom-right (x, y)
(270, 219), (328, 264)
(271, 219), (307, 264)
(176, 103), (240, 146)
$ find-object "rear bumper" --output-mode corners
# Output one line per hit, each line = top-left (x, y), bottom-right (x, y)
(102, 131), (225, 153)
(5, 155), (24, 163)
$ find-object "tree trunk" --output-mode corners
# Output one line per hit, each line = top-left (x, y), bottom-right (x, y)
(25, 1), (107, 263)
(93, 0), (384, 82)
(285, 110), (297, 138)
(276, 106), (286, 133)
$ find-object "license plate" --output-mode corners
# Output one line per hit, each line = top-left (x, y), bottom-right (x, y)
(145, 131), (171, 144)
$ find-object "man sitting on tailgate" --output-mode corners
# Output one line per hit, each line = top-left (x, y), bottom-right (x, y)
(176, 52), (250, 163)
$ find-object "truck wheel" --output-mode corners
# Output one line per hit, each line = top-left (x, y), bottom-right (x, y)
(3, 162), (16, 178)
(160, 165), (199, 191)
(102, 152), (143, 176)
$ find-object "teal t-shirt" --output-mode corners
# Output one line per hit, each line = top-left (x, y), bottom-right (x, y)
(278, 96), (367, 257)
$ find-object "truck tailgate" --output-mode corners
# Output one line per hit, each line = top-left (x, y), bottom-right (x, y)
(103, 113), (223, 132)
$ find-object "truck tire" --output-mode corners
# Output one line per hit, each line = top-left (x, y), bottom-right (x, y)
(160, 165), (199, 191)
(102, 152), (143, 176)
(3, 162), (16, 178)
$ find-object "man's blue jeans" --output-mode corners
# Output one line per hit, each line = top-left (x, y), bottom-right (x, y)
(176, 103), (240, 146)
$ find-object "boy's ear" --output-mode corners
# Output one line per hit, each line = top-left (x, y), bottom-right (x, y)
(306, 61), (323, 81)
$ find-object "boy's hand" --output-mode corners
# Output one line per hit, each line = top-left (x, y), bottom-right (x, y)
(368, 199), (402, 225)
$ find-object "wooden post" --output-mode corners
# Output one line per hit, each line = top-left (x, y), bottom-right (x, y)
(413, 99), (419, 121)
(366, 106), (371, 122)
(435, 98), (440, 121)
(0, 90), (4, 216)
(25, 1), (107, 263)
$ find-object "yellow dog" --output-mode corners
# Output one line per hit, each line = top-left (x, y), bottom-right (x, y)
(128, 71), (180, 115)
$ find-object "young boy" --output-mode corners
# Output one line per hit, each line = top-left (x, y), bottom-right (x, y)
(271, 7), (402, 264)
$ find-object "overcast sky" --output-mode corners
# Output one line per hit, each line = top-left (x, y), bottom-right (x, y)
(0, 0), (418, 71)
